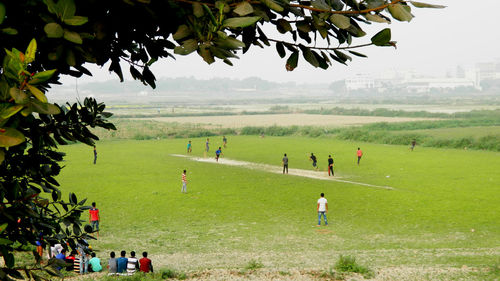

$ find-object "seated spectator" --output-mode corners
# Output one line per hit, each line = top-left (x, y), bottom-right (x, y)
(50, 243), (63, 258)
(73, 255), (80, 274)
(116, 251), (128, 274)
(127, 251), (139, 275)
(139, 252), (153, 273)
(65, 250), (77, 271)
(108, 251), (118, 275)
(55, 249), (66, 270)
(88, 252), (102, 272)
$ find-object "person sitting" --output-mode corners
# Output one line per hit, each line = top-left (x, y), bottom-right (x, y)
(126, 251), (139, 275)
(116, 250), (128, 275)
(55, 249), (66, 270)
(65, 250), (77, 271)
(88, 252), (102, 272)
(108, 251), (118, 275)
(139, 252), (153, 273)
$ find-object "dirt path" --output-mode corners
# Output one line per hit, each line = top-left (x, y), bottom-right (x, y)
(171, 154), (395, 190)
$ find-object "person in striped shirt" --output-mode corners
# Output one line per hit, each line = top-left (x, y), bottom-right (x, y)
(126, 251), (139, 275)
(181, 170), (187, 193)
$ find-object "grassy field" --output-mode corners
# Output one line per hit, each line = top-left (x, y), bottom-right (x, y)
(57, 136), (500, 280)
(395, 126), (500, 139)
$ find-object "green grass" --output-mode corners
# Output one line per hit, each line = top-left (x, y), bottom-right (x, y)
(56, 136), (500, 278)
(395, 126), (500, 139)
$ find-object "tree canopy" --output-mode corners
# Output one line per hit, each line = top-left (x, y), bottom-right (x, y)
(0, 0), (443, 279)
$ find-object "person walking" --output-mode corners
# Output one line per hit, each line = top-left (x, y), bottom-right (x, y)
(222, 136), (227, 148)
(357, 147), (363, 165)
(327, 155), (334, 176)
(181, 170), (187, 193)
(309, 153), (318, 170)
(93, 146), (97, 164)
(89, 202), (100, 238)
(204, 138), (210, 157)
(410, 139), (416, 151)
(282, 153), (288, 174)
(317, 193), (328, 226)
(187, 140), (192, 153)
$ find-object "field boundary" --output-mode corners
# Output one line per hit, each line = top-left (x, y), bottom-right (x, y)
(171, 154), (395, 190)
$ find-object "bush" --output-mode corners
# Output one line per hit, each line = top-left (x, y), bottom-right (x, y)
(334, 255), (374, 279)
(245, 259), (264, 270)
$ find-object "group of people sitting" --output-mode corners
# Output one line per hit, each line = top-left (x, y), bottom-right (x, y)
(108, 250), (153, 275)
(50, 243), (153, 276)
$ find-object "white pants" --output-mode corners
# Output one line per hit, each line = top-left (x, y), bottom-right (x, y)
(181, 182), (187, 193)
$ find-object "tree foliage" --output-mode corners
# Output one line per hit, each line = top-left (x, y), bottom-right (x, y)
(0, 0), (443, 279)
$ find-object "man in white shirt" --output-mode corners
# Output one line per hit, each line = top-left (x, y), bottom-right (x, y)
(317, 193), (328, 226)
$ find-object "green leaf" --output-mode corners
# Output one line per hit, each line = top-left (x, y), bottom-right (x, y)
(44, 23), (64, 38)
(409, 1), (446, 8)
(365, 0), (386, 9)
(63, 16), (88, 26)
(9, 88), (28, 104)
(0, 127), (26, 147)
(275, 42), (286, 58)
(4, 252), (14, 268)
(387, 3), (413, 22)
(0, 104), (24, 119)
(198, 44), (215, 64)
(329, 14), (351, 29)
(0, 2), (6, 25)
(0, 238), (13, 245)
(0, 223), (7, 233)
(300, 45), (319, 68)
(193, 2), (204, 17)
(29, 69), (57, 85)
(277, 19), (292, 34)
(285, 51), (299, 71)
(63, 29), (83, 44)
(371, 28), (391, 46)
(1, 28), (18, 35)
(174, 39), (198, 55)
(172, 25), (191, 41)
(349, 50), (367, 58)
(66, 49), (76, 66)
(0, 149), (4, 164)
(364, 13), (390, 23)
(311, 0), (330, 10)
(25, 39), (37, 64)
(234, 2), (254, 16)
(26, 85), (48, 103)
(215, 37), (246, 49)
(222, 16), (261, 28)
(345, 24), (366, 37)
(334, 50), (352, 62)
(30, 100), (61, 115)
(260, 0), (284, 12)
(44, 0), (58, 14)
(57, 0), (76, 21)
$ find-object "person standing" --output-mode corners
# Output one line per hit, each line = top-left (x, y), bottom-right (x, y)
(309, 153), (318, 170)
(93, 146), (97, 164)
(215, 147), (223, 162)
(139, 252), (153, 273)
(181, 170), (187, 193)
(205, 138), (210, 152)
(317, 193), (328, 226)
(327, 155), (334, 176)
(89, 202), (100, 238)
(357, 148), (363, 165)
(222, 136), (227, 148)
(282, 153), (288, 174)
(187, 140), (192, 153)
(410, 139), (416, 151)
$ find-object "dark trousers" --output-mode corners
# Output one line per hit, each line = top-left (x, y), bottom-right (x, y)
(283, 164), (288, 174)
(328, 165), (334, 176)
(357, 156), (361, 165)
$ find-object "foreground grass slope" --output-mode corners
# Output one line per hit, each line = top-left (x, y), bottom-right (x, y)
(57, 136), (499, 276)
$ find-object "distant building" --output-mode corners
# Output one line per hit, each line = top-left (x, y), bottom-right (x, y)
(476, 62), (500, 80)
(345, 74), (375, 91)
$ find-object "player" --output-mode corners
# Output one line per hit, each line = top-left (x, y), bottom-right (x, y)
(327, 155), (334, 176)
(187, 140), (192, 153)
(309, 153), (318, 170)
(215, 147), (223, 162)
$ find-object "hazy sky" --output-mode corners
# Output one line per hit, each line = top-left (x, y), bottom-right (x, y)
(63, 0), (500, 85)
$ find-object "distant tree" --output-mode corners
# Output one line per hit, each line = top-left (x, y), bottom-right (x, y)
(0, 0), (444, 279)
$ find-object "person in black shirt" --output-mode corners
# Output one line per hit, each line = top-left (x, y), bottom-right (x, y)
(309, 153), (318, 171)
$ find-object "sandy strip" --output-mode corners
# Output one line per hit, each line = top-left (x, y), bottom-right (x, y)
(171, 154), (395, 190)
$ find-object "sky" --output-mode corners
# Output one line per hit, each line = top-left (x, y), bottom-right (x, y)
(62, 0), (500, 85)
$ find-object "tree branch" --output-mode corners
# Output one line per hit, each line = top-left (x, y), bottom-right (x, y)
(266, 38), (373, 51)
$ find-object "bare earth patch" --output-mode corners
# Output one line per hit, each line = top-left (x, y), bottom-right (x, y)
(141, 114), (437, 128)
(171, 154), (395, 190)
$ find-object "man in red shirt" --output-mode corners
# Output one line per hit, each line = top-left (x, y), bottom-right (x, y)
(139, 252), (153, 273)
(357, 148), (363, 165)
(89, 202), (100, 238)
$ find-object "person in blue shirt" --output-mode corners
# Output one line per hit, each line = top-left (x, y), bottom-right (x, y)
(215, 147), (223, 162)
(187, 140), (192, 153)
(117, 250), (128, 274)
(55, 249), (67, 270)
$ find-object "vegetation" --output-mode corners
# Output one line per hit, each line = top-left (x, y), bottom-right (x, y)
(334, 255), (374, 279)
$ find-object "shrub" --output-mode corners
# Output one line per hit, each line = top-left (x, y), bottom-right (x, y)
(245, 259), (264, 270)
(334, 255), (374, 279)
